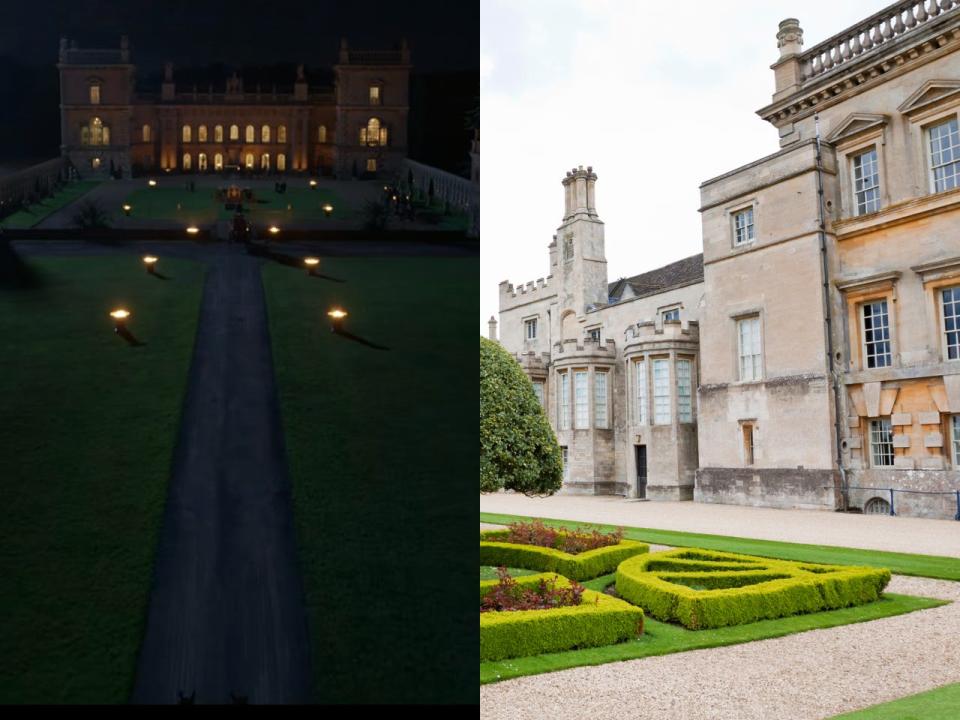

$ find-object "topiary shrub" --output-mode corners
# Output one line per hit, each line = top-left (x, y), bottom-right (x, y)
(480, 337), (562, 495)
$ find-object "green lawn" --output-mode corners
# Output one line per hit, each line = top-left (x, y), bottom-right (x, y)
(263, 256), (478, 704)
(480, 566), (539, 580)
(121, 186), (349, 225)
(0, 255), (205, 703)
(830, 682), (960, 719)
(480, 512), (960, 581)
(480, 589), (945, 684)
(0, 181), (99, 229)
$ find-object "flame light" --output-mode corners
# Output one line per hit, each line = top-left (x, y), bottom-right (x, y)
(186, 225), (199, 235)
(269, 225), (280, 235)
(148, 179), (157, 187)
(327, 307), (347, 332)
(304, 257), (320, 275)
(122, 204), (132, 216)
(322, 203), (334, 217)
(143, 255), (158, 273)
(309, 179), (318, 188)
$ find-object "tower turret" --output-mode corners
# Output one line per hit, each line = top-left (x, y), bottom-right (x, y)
(556, 166), (608, 321)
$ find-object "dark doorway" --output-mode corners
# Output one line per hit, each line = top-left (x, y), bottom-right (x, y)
(635, 445), (647, 499)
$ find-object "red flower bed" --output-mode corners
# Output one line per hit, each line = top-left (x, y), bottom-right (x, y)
(480, 567), (586, 613)
(503, 519), (624, 555)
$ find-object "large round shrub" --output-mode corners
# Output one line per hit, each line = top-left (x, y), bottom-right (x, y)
(480, 336), (563, 495)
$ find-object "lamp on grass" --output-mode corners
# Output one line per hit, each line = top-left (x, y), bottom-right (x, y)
(143, 255), (158, 274)
(186, 225), (199, 235)
(109, 308), (130, 333)
(304, 257), (319, 276)
(327, 308), (347, 333)
(322, 203), (334, 218)
(122, 204), (132, 216)
(148, 179), (157, 187)
(309, 179), (318, 189)
(269, 225), (280, 236)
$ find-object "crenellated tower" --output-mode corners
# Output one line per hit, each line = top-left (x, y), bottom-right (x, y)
(556, 166), (608, 323)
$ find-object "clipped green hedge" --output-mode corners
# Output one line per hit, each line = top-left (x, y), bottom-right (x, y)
(480, 573), (645, 662)
(480, 530), (649, 581)
(616, 548), (891, 630)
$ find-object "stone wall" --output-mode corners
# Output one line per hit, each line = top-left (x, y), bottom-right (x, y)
(695, 467), (835, 510)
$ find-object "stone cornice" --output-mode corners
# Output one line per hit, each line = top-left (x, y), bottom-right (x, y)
(757, 9), (960, 128)
(832, 185), (960, 240)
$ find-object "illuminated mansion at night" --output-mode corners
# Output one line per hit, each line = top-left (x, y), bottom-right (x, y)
(57, 35), (410, 178)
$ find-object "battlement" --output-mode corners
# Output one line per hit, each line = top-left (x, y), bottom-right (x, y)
(624, 320), (700, 347)
(552, 336), (617, 358)
(514, 350), (551, 375)
(498, 275), (557, 310)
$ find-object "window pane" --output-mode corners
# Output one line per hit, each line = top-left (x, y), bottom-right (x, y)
(737, 317), (761, 381)
(533, 382), (545, 408)
(653, 359), (670, 424)
(863, 300), (891, 368)
(852, 148), (880, 215)
(870, 418), (894, 467)
(943, 288), (960, 360)
(634, 361), (647, 425)
(574, 371), (589, 429)
(559, 373), (570, 430)
(930, 118), (960, 193)
(594, 372), (608, 428)
(677, 359), (692, 423)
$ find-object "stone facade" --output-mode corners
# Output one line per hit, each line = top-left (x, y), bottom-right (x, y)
(57, 36), (410, 179)
(496, 1), (960, 519)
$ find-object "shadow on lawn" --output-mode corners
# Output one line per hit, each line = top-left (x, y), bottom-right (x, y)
(333, 328), (389, 351)
(246, 242), (345, 282)
(116, 326), (147, 347)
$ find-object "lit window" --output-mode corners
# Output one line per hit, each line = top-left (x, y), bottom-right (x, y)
(245, 125), (255, 143)
(662, 307), (680, 323)
(230, 124), (239, 141)
(532, 381), (545, 408)
(215, 125), (223, 142)
(677, 359), (692, 423)
(737, 316), (762, 381)
(89, 84), (100, 104)
(525, 318), (537, 340)
(182, 125), (191, 143)
(83, 117), (109, 146)
(198, 125), (207, 142)
(182, 153), (192, 170)
(733, 207), (754, 246)
(852, 148), (880, 215)
(742, 423), (755, 465)
(278, 125), (287, 143)
(862, 300), (891, 368)
(929, 117), (960, 193)
(277, 153), (286, 172)
(574, 370), (589, 429)
(870, 418), (894, 467)
(214, 153), (223, 170)
(198, 153), (207, 171)
(366, 158), (377, 173)
(594, 371), (608, 429)
(944, 287), (960, 360)
(360, 118), (382, 146)
(91, 157), (101, 169)
(369, 85), (381, 105)
(245, 153), (254, 169)
(318, 125), (327, 143)
(653, 359), (670, 424)
(559, 371), (570, 430)
(142, 125), (151, 142)
(262, 125), (271, 143)
(634, 360), (648, 425)
(261, 153), (270, 170)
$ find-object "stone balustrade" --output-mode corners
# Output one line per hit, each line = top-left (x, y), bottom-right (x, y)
(801, 0), (959, 81)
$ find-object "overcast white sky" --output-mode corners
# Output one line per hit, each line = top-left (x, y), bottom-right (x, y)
(480, 0), (884, 332)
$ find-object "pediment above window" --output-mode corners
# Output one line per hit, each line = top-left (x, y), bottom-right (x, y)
(825, 113), (888, 146)
(898, 80), (960, 118)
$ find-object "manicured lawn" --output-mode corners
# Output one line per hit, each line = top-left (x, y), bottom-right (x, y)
(479, 591), (945, 684)
(480, 512), (960, 581)
(0, 181), (99, 228)
(830, 682), (960, 719)
(480, 566), (540, 580)
(263, 256), (477, 704)
(121, 186), (349, 225)
(0, 255), (205, 703)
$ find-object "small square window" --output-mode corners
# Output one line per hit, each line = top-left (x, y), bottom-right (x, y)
(524, 318), (537, 340)
(662, 307), (680, 323)
(587, 327), (601, 344)
(733, 207), (755, 246)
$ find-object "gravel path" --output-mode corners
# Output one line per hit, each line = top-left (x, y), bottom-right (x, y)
(480, 575), (960, 720)
(481, 493), (960, 558)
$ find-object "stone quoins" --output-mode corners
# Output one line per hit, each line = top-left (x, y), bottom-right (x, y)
(891, 412), (912, 426)
(892, 434), (911, 448)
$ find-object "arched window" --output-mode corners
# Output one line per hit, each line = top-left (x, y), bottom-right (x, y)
(245, 125), (255, 143)
(230, 124), (239, 141)
(261, 153), (270, 171)
(245, 153), (254, 169)
(214, 125), (223, 142)
(864, 497), (891, 515)
(318, 125), (327, 143)
(214, 153), (223, 170)
(183, 153), (192, 170)
(198, 125), (207, 142)
(261, 125), (270, 143)
(142, 124), (151, 142)
(277, 125), (287, 143)
(360, 117), (383, 146)
(277, 153), (286, 172)
(198, 153), (208, 171)
(83, 117), (109, 146)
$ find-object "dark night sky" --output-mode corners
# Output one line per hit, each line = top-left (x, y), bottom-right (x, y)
(0, 0), (479, 172)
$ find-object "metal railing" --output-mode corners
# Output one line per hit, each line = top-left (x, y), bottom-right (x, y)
(827, 484), (960, 519)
